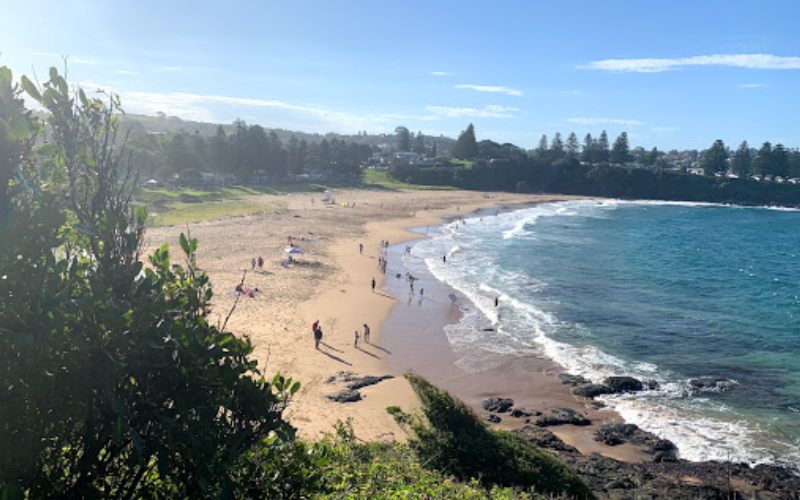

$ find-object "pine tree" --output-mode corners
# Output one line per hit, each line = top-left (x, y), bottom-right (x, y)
(550, 132), (565, 161)
(597, 130), (610, 162)
(610, 132), (631, 165)
(452, 123), (478, 160)
(731, 140), (751, 177)
(565, 132), (580, 160)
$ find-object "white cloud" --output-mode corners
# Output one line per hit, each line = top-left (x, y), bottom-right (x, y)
(583, 54), (800, 73)
(567, 117), (644, 126)
(118, 90), (392, 132)
(431, 71), (451, 76)
(738, 83), (767, 88)
(118, 70), (136, 75)
(427, 105), (519, 118)
(163, 66), (182, 71)
(455, 84), (522, 96)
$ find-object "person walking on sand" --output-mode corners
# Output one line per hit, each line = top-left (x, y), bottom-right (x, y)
(257, 256), (264, 269)
(354, 330), (360, 348)
(372, 277), (376, 293)
(359, 243), (363, 254)
(363, 324), (370, 343)
(251, 258), (256, 270)
(314, 325), (323, 349)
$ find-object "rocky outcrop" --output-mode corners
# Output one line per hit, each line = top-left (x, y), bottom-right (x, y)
(572, 383), (614, 399)
(594, 423), (677, 462)
(515, 424), (800, 500)
(514, 425), (579, 453)
(603, 376), (644, 393)
(481, 397), (515, 413)
(326, 371), (394, 404)
(327, 389), (361, 403)
(533, 407), (591, 427)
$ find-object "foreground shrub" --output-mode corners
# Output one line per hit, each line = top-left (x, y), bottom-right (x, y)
(0, 65), (296, 499)
(393, 374), (596, 500)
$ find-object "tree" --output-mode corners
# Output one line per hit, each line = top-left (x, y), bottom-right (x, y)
(582, 133), (595, 163)
(597, 130), (610, 163)
(772, 144), (789, 178)
(413, 131), (426, 154)
(535, 134), (549, 160)
(452, 123), (478, 160)
(753, 142), (773, 178)
(647, 147), (659, 166)
(209, 124), (230, 174)
(610, 132), (631, 165)
(550, 132), (565, 161)
(1, 66), (296, 498)
(395, 126), (411, 152)
(701, 139), (729, 176)
(731, 140), (751, 177)
(565, 132), (580, 160)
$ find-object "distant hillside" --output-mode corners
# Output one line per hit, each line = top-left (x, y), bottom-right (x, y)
(119, 112), (456, 149)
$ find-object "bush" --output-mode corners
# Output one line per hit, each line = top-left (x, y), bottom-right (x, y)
(394, 374), (596, 499)
(0, 65), (296, 499)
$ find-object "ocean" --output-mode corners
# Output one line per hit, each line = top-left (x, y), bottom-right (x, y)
(401, 199), (800, 468)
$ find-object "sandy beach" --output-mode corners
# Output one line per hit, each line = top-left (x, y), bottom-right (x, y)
(145, 188), (646, 460)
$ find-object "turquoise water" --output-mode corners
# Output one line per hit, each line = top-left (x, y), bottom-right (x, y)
(408, 200), (800, 467)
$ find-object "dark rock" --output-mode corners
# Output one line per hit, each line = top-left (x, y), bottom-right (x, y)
(481, 397), (514, 413)
(603, 376), (645, 393)
(572, 383), (613, 399)
(327, 389), (362, 403)
(594, 423), (677, 461)
(604, 478), (634, 490)
(486, 414), (502, 423)
(514, 425), (579, 453)
(510, 407), (532, 418)
(534, 407), (591, 427)
(347, 375), (394, 391)
(558, 373), (589, 386)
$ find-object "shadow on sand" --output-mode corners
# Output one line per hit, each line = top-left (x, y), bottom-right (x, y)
(320, 341), (343, 353)
(356, 346), (380, 359)
(365, 343), (392, 355)
(318, 345), (352, 366)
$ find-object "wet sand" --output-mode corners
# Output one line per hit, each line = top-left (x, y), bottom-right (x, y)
(380, 219), (651, 462)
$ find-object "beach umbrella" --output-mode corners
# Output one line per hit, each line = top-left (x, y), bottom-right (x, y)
(284, 247), (304, 255)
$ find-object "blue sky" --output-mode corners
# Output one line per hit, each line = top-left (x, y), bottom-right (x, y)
(2, 0), (799, 150)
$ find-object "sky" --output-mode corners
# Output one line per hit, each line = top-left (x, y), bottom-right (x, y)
(2, 0), (799, 151)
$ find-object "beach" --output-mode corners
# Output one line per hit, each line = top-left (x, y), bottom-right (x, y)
(144, 189), (645, 458)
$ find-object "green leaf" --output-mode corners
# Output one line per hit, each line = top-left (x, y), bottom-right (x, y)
(0, 65), (11, 83)
(38, 144), (60, 156)
(179, 233), (190, 255)
(290, 381), (301, 395)
(21, 75), (42, 102)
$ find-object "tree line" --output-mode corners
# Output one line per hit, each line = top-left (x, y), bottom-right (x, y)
(447, 123), (800, 180)
(393, 124), (800, 207)
(125, 119), (373, 183)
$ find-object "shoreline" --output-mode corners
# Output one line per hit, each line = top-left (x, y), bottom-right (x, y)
(380, 203), (653, 463)
(145, 190), (586, 443)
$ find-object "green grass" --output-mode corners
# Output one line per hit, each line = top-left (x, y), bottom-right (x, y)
(148, 200), (282, 227)
(362, 169), (455, 190)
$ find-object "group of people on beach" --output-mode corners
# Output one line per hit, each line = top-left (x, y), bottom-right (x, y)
(312, 319), (371, 350)
(251, 256), (264, 270)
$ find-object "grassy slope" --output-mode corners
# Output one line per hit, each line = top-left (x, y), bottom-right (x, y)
(137, 170), (454, 227)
